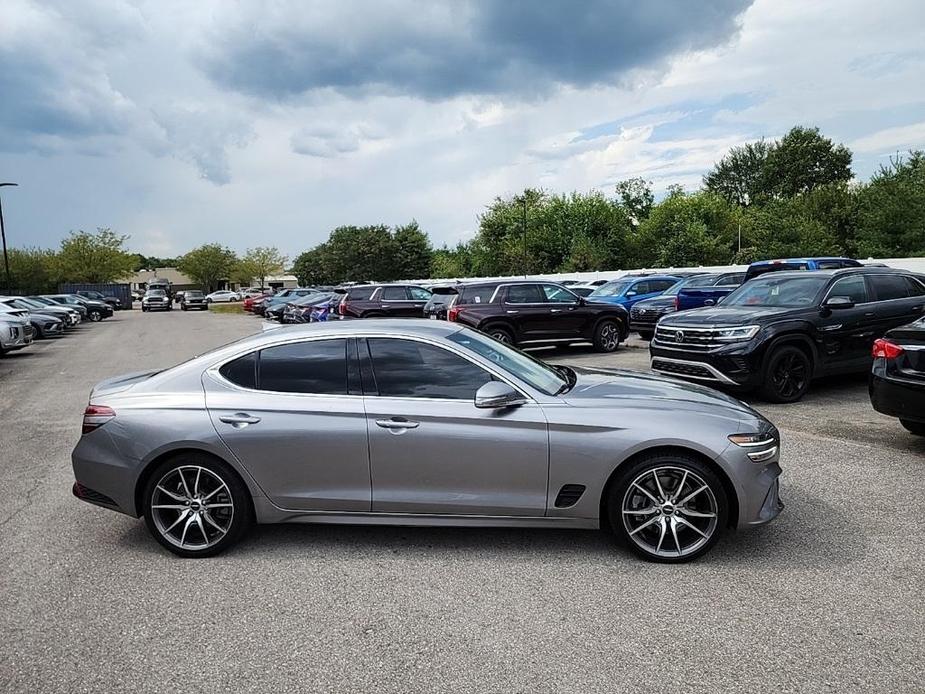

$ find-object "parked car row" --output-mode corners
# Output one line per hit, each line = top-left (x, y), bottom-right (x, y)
(0, 293), (113, 356)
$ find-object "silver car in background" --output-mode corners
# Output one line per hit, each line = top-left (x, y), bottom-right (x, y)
(72, 320), (783, 562)
(0, 307), (34, 354)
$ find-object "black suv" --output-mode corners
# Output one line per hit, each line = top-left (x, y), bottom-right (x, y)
(337, 284), (433, 318)
(449, 280), (629, 352)
(423, 285), (460, 320)
(650, 267), (925, 402)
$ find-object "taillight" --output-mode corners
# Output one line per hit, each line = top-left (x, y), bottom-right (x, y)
(82, 404), (115, 435)
(338, 296), (348, 315)
(872, 338), (904, 359)
(448, 306), (460, 322)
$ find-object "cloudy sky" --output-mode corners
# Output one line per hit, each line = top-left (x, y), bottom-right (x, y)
(1, 0), (923, 258)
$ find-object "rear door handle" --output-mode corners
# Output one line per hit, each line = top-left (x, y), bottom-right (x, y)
(375, 418), (420, 430)
(550, 309), (561, 313)
(219, 413), (261, 426)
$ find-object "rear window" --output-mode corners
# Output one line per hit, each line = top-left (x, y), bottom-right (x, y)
(869, 275), (912, 301)
(458, 285), (499, 305)
(745, 263), (808, 280)
(346, 287), (376, 301)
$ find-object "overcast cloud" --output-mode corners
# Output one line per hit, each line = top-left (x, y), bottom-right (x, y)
(0, 0), (923, 256)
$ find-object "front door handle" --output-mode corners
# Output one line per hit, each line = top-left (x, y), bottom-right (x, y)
(549, 308), (562, 313)
(219, 413), (261, 427)
(375, 418), (420, 430)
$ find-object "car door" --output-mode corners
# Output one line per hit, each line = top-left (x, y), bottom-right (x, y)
(203, 337), (371, 511)
(818, 275), (873, 370)
(406, 286), (432, 317)
(502, 284), (557, 339)
(622, 280), (651, 310)
(361, 337), (549, 516)
(379, 286), (412, 317)
(539, 283), (590, 336)
(867, 274), (925, 334)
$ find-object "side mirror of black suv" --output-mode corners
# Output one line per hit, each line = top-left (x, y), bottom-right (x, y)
(824, 296), (855, 310)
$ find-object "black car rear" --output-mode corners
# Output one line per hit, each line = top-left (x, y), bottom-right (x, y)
(869, 317), (925, 435)
(423, 285), (460, 320)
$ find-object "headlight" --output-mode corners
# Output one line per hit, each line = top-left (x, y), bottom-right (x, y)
(713, 325), (760, 342)
(728, 432), (779, 462)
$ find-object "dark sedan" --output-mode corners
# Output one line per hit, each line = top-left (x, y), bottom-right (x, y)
(870, 317), (925, 435)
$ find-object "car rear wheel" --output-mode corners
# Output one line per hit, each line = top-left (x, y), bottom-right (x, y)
(142, 455), (252, 558)
(761, 345), (811, 403)
(593, 318), (622, 352)
(609, 452), (727, 563)
(88, 309), (102, 322)
(900, 419), (925, 436)
(637, 330), (654, 341)
(206, 298), (213, 304)
(485, 325), (515, 345)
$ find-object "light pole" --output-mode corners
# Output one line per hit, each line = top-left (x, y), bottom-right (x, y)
(0, 182), (19, 292)
(521, 195), (528, 278)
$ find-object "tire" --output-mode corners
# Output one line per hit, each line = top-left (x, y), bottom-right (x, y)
(608, 451), (728, 563)
(637, 330), (654, 341)
(760, 345), (811, 403)
(141, 306), (148, 313)
(485, 325), (515, 345)
(88, 309), (102, 322)
(142, 453), (252, 558)
(900, 419), (925, 436)
(206, 298), (213, 304)
(181, 305), (187, 311)
(593, 318), (622, 352)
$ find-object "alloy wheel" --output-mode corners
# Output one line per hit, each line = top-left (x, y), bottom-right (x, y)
(599, 323), (619, 350)
(771, 353), (807, 400)
(621, 466), (718, 559)
(490, 330), (511, 344)
(150, 465), (234, 550)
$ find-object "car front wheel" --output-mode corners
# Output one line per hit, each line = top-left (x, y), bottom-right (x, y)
(761, 345), (811, 403)
(900, 419), (925, 436)
(88, 309), (102, 322)
(142, 455), (251, 558)
(485, 325), (515, 345)
(609, 452), (727, 563)
(593, 318), (622, 352)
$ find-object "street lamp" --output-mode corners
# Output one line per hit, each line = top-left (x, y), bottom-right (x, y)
(0, 182), (19, 292)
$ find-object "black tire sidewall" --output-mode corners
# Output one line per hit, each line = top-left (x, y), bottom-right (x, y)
(608, 452), (728, 563)
(761, 345), (811, 403)
(485, 325), (515, 345)
(638, 331), (654, 341)
(142, 454), (252, 558)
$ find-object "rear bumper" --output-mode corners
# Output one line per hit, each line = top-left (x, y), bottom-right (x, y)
(870, 370), (925, 423)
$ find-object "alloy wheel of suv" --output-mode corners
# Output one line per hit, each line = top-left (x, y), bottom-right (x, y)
(610, 453), (727, 563)
(143, 455), (251, 558)
(761, 346), (811, 403)
(593, 319), (621, 352)
(88, 309), (102, 322)
(486, 326), (514, 345)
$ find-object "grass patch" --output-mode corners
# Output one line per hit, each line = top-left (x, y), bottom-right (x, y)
(208, 303), (245, 314)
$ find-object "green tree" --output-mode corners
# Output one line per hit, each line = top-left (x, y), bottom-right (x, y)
(292, 246), (335, 286)
(177, 244), (238, 292)
(392, 221), (432, 280)
(431, 243), (472, 279)
(738, 197), (841, 262)
(764, 126), (853, 198)
(56, 228), (136, 283)
(703, 139), (772, 206)
(615, 177), (654, 224)
(856, 152), (925, 257)
(240, 246), (288, 288)
(6, 247), (58, 293)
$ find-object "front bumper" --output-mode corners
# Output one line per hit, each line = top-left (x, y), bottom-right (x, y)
(1, 324), (34, 349)
(650, 338), (766, 389)
(142, 301), (170, 311)
(718, 440), (784, 529)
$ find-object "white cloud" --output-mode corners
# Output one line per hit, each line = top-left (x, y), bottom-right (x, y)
(851, 122), (925, 154)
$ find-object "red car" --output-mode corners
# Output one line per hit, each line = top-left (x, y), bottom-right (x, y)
(243, 293), (272, 312)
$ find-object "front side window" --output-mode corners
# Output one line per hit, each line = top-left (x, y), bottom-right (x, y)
(367, 338), (492, 400)
(828, 276), (868, 304)
(541, 284), (578, 303)
(505, 284), (545, 304)
(629, 281), (651, 295)
(590, 280), (631, 297)
(258, 339), (348, 394)
(869, 275), (912, 301)
(448, 330), (565, 396)
(649, 280), (677, 293)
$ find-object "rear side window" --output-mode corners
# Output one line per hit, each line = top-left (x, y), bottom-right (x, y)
(718, 273), (746, 285)
(347, 287), (376, 301)
(904, 277), (925, 297)
(505, 284), (545, 304)
(367, 339), (491, 400)
(408, 287), (432, 300)
(630, 281), (651, 295)
(869, 275), (912, 301)
(381, 287), (407, 300)
(459, 285), (498, 305)
(219, 352), (257, 389)
(258, 339), (348, 394)
(829, 276), (868, 304)
(649, 279), (676, 292)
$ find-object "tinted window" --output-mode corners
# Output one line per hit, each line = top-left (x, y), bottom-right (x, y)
(368, 339), (492, 399)
(718, 273), (746, 285)
(505, 284), (545, 304)
(649, 280), (677, 293)
(541, 284), (577, 303)
(629, 281), (650, 295)
(869, 275), (911, 301)
(816, 260), (844, 269)
(829, 276), (868, 304)
(219, 352), (257, 389)
(589, 280), (631, 297)
(347, 287), (376, 301)
(905, 277), (925, 297)
(459, 285), (498, 305)
(408, 287), (432, 300)
(724, 276), (828, 307)
(381, 287), (407, 300)
(258, 339), (347, 394)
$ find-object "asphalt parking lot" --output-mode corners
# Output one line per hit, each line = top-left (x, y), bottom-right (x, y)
(1, 310), (923, 693)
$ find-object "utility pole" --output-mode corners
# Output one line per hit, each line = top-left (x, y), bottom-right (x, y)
(522, 195), (528, 278)
(0, 182), (19, 292)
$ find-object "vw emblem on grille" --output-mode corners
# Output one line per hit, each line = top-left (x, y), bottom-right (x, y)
(675, 330), (685, 343)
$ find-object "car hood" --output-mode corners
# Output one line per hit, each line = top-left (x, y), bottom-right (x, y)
(560, 365), (761, 423)
(632, 296), (674, 310)
(659, 305), (798, 326)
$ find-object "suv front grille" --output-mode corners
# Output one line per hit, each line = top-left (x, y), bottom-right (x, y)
(654, 325), (723, 350)
(630, 306), (668, 320)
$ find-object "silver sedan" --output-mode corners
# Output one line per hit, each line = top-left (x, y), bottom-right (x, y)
(71, 320), (783, 562)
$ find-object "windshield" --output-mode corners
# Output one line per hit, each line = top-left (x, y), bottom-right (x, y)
(11, 298), (46, 309)
(186, 291), (203, 297)
(447, 329), (566, 396)
(723, 275), (828, 307)
(664, 275), (716, 296)
(146, 290), (166, 297)
(589, 280), (631, 297)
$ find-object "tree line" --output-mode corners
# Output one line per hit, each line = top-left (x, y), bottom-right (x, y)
(5, 125), (924, 291)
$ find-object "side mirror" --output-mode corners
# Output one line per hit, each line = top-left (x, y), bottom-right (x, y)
(625, 291), (637, 298)
(475, 381), (527, 409)
(824, 296), (855, 310)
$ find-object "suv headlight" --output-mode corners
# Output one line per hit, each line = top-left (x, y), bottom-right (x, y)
(714, 325), (760, 342)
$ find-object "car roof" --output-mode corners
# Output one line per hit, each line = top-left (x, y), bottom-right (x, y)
(749, 257), (855, 265)
(748, 267), (910, 280)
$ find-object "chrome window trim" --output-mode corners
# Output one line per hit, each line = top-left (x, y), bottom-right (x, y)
(650, 356), (738, 385)
(822, 275), (871, 306)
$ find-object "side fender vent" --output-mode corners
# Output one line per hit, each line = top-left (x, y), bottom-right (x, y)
(554, 484), (586, 508)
